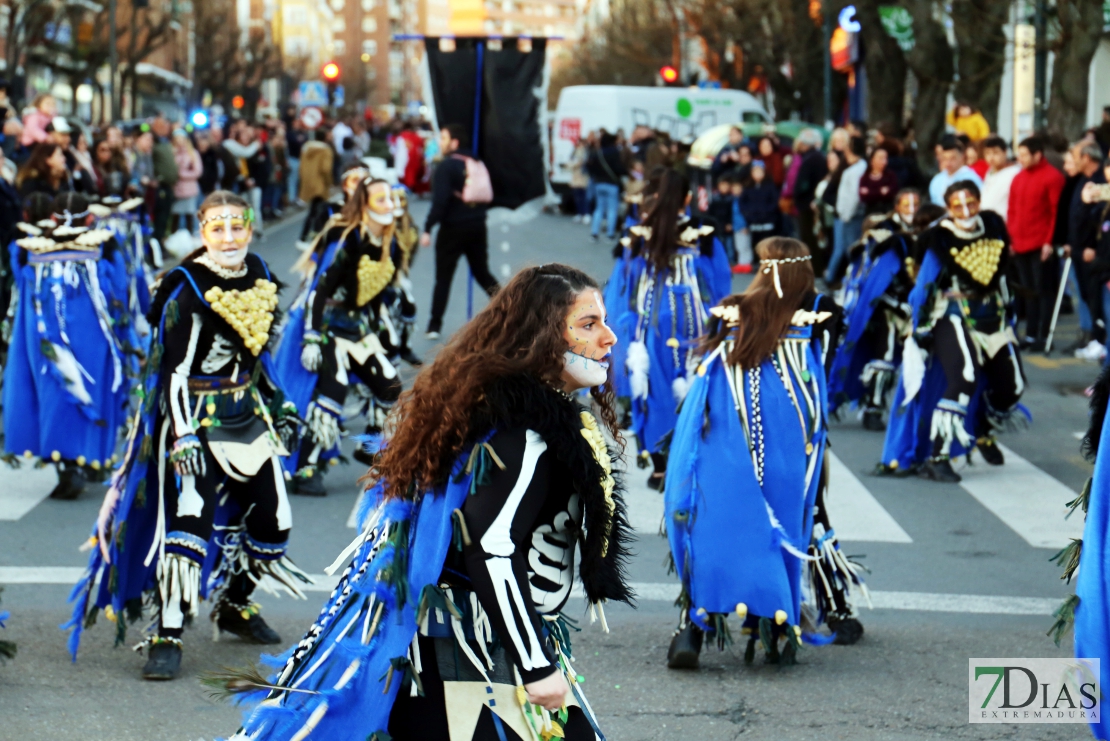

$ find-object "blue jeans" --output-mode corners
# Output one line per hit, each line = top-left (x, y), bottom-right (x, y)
(1070, 259), (1092, 333)
(572, 187), (589, 216)
(591, 182), (621, 238)
(825, 215), (863, 284)
(286, 157), (300, 203)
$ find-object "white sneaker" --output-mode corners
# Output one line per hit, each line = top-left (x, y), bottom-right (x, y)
(1075, 340), (1107, 361)
(425, 330), (441, 340)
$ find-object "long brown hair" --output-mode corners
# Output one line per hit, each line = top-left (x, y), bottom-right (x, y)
(702, 237), (814, 368)
(642, 168), (689, 272)
(372, 264), (620, 498)
(16, 143), (63, 188)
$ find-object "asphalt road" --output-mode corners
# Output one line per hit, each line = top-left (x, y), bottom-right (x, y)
(0, 200), (1099, 740)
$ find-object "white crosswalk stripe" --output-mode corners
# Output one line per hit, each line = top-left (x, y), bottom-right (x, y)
(0, 567), (1062, 615)
(954, 444), (1083, 549)
(0, 465), (62, 520)
(826, 452), (913, 543)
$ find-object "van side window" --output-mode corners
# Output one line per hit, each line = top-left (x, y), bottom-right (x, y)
(742, 111), (765, 124)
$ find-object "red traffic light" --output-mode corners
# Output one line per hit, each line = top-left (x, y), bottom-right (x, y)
(660, 65), (679, 83)
(231, 95), (245, 109)
(322, 62), (341, 81)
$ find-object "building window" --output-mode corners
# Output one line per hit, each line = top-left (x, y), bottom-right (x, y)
(362, 39), (378, 55)
(285, 6), (308, 25)
(330, 0), (344, 9)
(361, 0), (375, 9)
(333, 17), (346, 31)
(334, 39), (347, 55)
(367, 66), (377, 80)
(361, 15), (377, 32)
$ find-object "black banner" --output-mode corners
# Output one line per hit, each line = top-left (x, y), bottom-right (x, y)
(424, 37), (547, 209)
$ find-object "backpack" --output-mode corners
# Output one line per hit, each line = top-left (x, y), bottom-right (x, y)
(452, 154), (493, 204)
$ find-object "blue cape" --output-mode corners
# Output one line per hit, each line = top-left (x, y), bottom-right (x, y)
(1075, 409), (1110, 741)
(234, 446), (483, 740)
(665, 323), (827, 628)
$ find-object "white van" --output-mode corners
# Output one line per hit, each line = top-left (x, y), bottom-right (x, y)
(550, 85), (771, 186)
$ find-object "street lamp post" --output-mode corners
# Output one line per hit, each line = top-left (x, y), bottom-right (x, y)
(109, 0), (119, 121)
(1032, 0), (1047, 132)
(822, 0), (833, 128)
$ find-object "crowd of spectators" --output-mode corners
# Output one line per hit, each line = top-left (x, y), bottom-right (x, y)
(0, 83), (439, 249)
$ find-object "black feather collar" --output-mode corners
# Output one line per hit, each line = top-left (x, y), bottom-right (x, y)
(473, 374), (634, 606)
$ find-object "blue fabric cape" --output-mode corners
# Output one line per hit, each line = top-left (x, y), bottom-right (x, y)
(603, 247), (640, 401)
(665, 324), (827, 628)
(828, 247), (903, 412)
(1075, 409), (1110, 741)
(3, 248), (130, 465)
(233, 448), (481, 740)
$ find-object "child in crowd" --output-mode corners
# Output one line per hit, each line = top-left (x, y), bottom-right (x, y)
(731, 178), (752, 271)
(708, 176), (736, 263)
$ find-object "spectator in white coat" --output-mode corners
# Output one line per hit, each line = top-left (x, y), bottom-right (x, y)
(980, 135), (1021, 222)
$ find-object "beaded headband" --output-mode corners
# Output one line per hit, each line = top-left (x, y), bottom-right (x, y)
(199, 208), (254, 228)
(761, 254), (812, 298)
(53, 209), (90, 227)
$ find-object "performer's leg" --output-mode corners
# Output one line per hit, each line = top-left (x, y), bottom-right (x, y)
(293, 345), (347, 494)
(348, 351), (402, 434)
(975, 340), (1026, 466)
(213, 457), (298, 644)
(860, 308), (898, 430)
(428, 227), (465, 334)
(666, 607), (703, 670)
(921, 316), (980, 482)
(462, 223), (500, 296)
(143, 435), (221, 679)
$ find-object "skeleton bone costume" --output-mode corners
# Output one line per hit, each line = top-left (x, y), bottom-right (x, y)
(224, 373), (632, 741)
(274, 178), (403, 492)
(2, 204), (136, 500)
(880, 202), (1027, 481)
(828, 208), (920, 429)
(65, 204), (310, 679)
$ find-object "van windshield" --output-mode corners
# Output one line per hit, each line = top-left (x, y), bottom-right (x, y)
(742, 111), (766, 124)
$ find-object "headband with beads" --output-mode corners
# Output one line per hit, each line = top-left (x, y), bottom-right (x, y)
(199, 208), (254, 228)
(761, 254), (812, 298)
(53, 209), (90, 228)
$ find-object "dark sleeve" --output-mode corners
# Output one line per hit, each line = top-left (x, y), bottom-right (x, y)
(813, 293), (844, 377)
(424, 159), (455, 233)
(158, 288), (204, 440)
(307, 240), (351, 336)
(461, 426), (558, 684)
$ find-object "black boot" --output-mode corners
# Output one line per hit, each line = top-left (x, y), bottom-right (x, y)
(862, 408), (886, 431)
(666, 622), (703, 669)
(827, 615), (865, 645)
(646, 452), (666, 491)
(919, 457), (961, 483)
(214, 602), (282, 644)
(292, 470), (327, 497)
(141, 639), (183, 680)
(49, 466), (88, 500)
(977, 437), (1005, 466)
(400, 347), (424, 367)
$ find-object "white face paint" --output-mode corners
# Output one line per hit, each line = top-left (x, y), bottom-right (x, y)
(957, 191), (971, 219)
(207, 245), (248, 267)
(563, 350), (610, 388)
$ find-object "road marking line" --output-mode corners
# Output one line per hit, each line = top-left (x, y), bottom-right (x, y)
(826, 452), (913, 543)
(955, 444), (1083, 549)
(0, 569), (1063, 615)
(0, 465), (61, 520)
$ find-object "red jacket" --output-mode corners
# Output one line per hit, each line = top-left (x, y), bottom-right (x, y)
(1007, 159), (1065, 254)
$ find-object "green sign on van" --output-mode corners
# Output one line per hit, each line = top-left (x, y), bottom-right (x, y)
(676, 98), (693, 118)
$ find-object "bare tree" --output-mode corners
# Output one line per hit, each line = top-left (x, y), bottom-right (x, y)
(853, 0), (908, 130)
(3, 0), (58, 92)
(1046, 0), (1105, 140)
(950, 0), (1011, 131)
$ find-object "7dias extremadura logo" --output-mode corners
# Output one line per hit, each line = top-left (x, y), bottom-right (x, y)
(969, 658), (1100, 724)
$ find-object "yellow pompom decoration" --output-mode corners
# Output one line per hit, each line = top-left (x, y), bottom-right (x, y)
(356, 253), (396, 306)
(50, 451), (61, 462)
(735, 603), (748, 618)
(204, 279), (279, 356)
(76, 456), (86, 466)
(774, 609), (787, 625)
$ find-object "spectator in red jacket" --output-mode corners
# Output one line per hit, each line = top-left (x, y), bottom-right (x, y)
(1008, 135), (1065, 350)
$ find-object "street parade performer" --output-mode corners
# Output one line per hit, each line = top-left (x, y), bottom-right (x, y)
(828, 189), (934, 430)
(3, 192), (138, 500)
(620, 168), (731, 489)
(276, 176), (403, 494)
(1054, 362), (1110, 741)
(217, 264), (633, 741)
(65, 191), (310, 681)
(664, 237), (867, 669)
(384, 184), (423, 368)
(880, 180), (1027, 483)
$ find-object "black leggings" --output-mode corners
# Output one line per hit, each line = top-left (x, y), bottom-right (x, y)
(1012, 250), (1056, 341)
(428, 222), (500, 332)
(932, 316), (1025, 435)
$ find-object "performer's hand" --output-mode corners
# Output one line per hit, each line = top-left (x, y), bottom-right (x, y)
(419, 232), (431, 248)
(96, 483), (122, 563)
(171, 435), (206, 478)
(525, 670), (569, 711)
(1063, 244), (1072, 258)
(301, 343), (322, 372)
(1041, 244), (1053, 262)
(1084, 247), (1097, 263)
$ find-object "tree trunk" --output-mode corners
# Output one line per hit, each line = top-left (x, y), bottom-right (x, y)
(1047, 0), (1104, 140)
(950, 0), (1010, 132)
(903, 0), (954, 174)
(855, 0), (908, 131)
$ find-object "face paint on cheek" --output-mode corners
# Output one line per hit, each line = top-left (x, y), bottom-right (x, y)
(957, 191), (971, 219)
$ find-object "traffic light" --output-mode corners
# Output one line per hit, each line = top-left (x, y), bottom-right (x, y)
(660, 65), (679, 84)
(322, 61), (341, 107)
